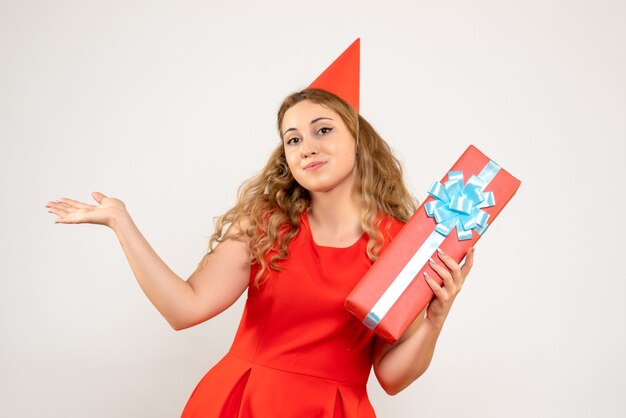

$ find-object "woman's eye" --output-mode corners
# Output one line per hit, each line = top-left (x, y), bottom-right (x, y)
(318, 127), (333, 135)
(286, 137), (301, 145)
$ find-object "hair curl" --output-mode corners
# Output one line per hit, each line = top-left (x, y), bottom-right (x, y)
(196, 89), (417, 288)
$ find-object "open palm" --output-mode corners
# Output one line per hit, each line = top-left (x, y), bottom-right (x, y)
(45, 192), (126, 228)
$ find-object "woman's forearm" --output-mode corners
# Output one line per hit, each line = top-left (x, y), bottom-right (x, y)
(111, 209), (196, 330)
(376, 318), (444, 395)
(377, 248), (475, 394)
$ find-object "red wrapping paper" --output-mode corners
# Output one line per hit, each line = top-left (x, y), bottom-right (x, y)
(345, 145), (521, 344)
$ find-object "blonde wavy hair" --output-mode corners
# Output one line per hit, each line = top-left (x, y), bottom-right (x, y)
(198, 89), (417, 287)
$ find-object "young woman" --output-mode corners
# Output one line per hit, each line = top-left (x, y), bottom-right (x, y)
(46, 88), (475, 417)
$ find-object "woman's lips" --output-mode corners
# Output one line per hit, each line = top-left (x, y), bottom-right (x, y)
(303, 161), (325, 171)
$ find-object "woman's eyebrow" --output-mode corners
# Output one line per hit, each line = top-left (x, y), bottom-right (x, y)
(311, 117), (334, 124)
(282, 117), (335, 138)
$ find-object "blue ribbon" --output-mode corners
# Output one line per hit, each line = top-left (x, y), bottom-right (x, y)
(424, 160), (500, 240)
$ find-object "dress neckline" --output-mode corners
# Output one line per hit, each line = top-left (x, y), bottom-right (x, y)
(302, 211), (367, 250)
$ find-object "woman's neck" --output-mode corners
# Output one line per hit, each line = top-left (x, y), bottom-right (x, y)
(308, 188), (363, 243)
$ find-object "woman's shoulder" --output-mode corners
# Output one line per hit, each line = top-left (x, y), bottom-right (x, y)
(381, 212), (406, 231)
(378, 212), (407, 245)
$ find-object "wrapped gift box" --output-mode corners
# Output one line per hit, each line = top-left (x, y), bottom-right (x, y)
(345, 145), (521, 344)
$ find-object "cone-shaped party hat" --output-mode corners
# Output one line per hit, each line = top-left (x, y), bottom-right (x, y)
(308, 38), (360, 113)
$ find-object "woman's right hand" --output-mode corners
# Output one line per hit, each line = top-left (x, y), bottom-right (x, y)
(46, 191), (127, 229)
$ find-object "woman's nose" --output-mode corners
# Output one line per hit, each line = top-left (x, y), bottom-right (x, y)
(300, 140), (318, 158)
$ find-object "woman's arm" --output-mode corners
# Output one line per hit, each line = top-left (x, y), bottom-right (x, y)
(112, 209), (250, 331)
(372, 247), (475, 395)
(47, 192), (250, 331)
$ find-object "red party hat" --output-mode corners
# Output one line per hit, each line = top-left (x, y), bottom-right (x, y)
(308, 38), (360, 112)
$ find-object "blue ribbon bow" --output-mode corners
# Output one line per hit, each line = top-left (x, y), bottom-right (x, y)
(424, 169), (497, 240)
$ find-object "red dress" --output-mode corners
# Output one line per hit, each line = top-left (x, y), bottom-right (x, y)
(181, 212), (404, 418)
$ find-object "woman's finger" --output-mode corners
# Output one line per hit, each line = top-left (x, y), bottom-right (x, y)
(460, 247), (475, 278)
(428, 257), (455, 291)
(54, 216), (73, 224)
(436, 248), (463, 286)
(47, 207), (71, 223)
(57, 197), (90, 209)
(424, 271), (448, 300)
(46, 202), (70, 215)
(91, 191), (108, 204)
(46, 206), (66, 218)
(47, 200), (70, 209)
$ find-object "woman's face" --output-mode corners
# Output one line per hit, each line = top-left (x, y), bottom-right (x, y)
(280, 100), (357, 195)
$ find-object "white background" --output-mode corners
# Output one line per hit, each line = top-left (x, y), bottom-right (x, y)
(2, 0), (625, 417)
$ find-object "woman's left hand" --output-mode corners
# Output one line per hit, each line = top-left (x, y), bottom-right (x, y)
(423, 247), (475, 328)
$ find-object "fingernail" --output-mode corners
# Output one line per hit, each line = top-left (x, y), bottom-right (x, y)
(436, 248), (444, 256)
(428, 257), (435, 265)
(423, 272), (430, 280)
